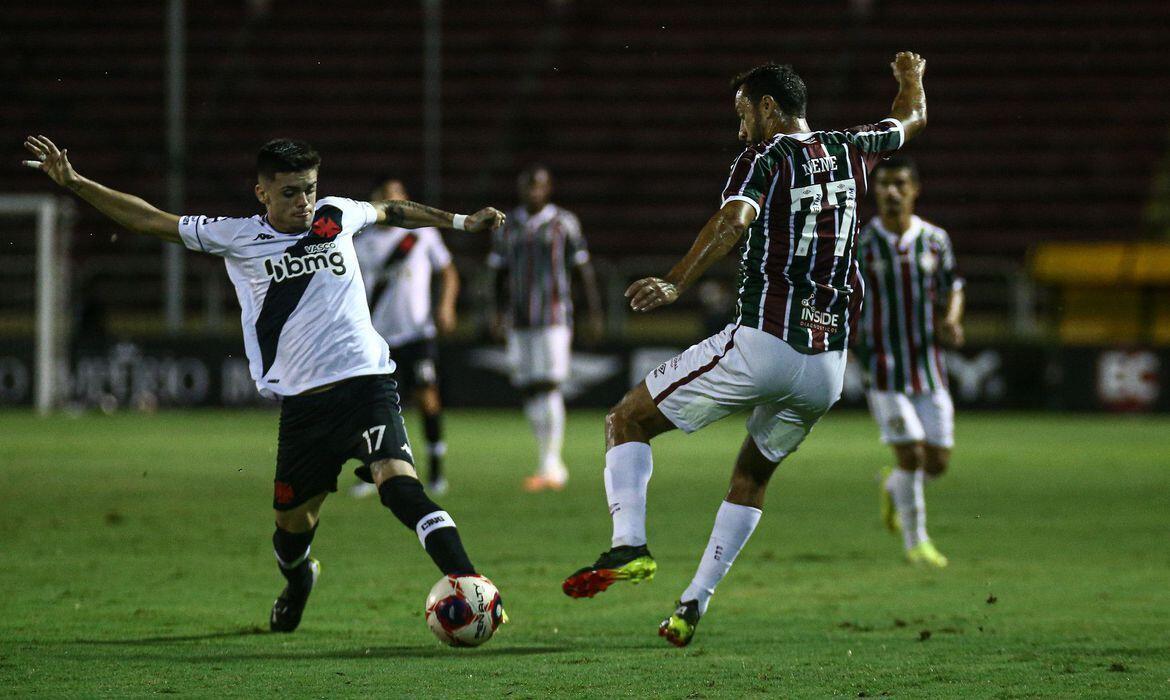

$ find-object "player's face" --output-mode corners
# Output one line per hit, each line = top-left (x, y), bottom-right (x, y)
(873, 168), (920, 218)
(519, 169), (552, 210)
(373, 179), (409, 202)
(734, 88), (764, 144)
(256, 168), (319, 232)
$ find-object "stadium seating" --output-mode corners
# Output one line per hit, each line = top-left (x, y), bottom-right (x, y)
(3, 1), (1168, 313)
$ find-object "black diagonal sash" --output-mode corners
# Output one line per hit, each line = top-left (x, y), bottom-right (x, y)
(368, 231), (419, 306)
(255, 205), (345, 375)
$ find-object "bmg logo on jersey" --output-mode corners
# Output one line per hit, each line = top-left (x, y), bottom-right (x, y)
(263, 243), (347, 283)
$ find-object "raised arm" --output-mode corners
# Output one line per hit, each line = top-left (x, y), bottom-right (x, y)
(626, 199), (756, 313)
(374, 199), (506, 234)
(22, 135), (180, 242)
(888, 51), (927, 142)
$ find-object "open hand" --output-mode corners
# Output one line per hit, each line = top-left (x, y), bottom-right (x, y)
(626, 277), (679, 313)
(466, 207), (506, 233)
(22, 135), (80, 189)
(891, 51), (926, 84)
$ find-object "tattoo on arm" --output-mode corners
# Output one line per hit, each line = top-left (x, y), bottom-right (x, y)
(380, 200), (453, 228)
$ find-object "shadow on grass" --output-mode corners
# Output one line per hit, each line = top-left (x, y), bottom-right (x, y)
(68, 627), (268, 645)
(55, 629), (570, 660)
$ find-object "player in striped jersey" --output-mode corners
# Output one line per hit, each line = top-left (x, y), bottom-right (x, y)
(489, 165), (603, 491)
(562, 52), (928, 647)
(854, 155), (964, 568)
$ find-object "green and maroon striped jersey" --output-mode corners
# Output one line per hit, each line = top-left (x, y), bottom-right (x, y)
(854, 215), (963, 394)
(722, 118), (904, 352)
(487, 203), (590, 329)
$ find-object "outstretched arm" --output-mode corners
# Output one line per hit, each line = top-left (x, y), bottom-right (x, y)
(626, 199), (756, 313)
(888, 51), (927, 142)
(22, 135), (181, 242)
(374, 199), (506, 234)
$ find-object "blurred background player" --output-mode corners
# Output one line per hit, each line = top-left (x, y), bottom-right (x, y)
(489, 165), (603, 491)
(561, 52), (928, 647)
(854, 154), (964, 568)
(21, 134), (506, 633)
(351, 177), (458, 497)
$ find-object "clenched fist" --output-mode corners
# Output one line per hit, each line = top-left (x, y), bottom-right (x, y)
(465, 207), (506, 233)
(891, 51), (926, 84)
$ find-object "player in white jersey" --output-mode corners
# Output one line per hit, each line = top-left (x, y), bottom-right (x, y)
(561, 53), (928, 647)
(489, 165), (603, 491)
(352, 177), (459, 497)
(854, 155), (965, 568)
(22, 135), (507, 633)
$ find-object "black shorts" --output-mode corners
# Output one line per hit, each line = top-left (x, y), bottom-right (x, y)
(274, 374), (413, 510)
(389, 338), (440, 397)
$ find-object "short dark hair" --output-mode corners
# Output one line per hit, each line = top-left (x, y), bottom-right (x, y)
(731, 63), (807, 118)
(519, 163), (552, 184)
(256, 139), (321, 180)
(370, 174), (413, 198)
(872, 154), (920, 183)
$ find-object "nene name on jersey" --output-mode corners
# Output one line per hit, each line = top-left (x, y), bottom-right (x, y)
(855, 215), (962, 394)
(722, 118), (904, 352)
(178, 196), (392, 397)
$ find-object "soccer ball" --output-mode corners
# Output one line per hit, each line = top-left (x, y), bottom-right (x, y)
(424, 574), (506, 647)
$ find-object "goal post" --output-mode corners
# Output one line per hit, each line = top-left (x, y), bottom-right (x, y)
(0, 194), (72, 414)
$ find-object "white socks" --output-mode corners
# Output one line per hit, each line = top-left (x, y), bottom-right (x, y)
(604, 442), (653, 547)
(886, 468), (928, 549)
(681, 501), (762, 616)
(524, 390), (566, 477)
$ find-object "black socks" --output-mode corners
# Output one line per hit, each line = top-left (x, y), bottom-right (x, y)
(273, 523), (317, 583)
(379, 475), (475, 576)
(423, 413), (444, 482)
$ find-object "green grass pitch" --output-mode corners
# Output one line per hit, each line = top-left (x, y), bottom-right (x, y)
(1, 408), (1167, 697)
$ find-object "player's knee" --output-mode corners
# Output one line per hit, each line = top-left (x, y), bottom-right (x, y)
(924, 448), (949, 477)
(274, 505), (319, 533)
(418, 386), (441, 415)
(605, 398), (636, 434)
(371, 458), (418, 486)
(893, 442), (926, 471)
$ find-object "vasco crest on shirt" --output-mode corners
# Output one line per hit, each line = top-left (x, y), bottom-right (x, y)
(311, 204), (344, 239)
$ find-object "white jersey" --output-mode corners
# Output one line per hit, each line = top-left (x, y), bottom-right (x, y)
(354, 225), (452, 348)
(177, 196), (393, 398)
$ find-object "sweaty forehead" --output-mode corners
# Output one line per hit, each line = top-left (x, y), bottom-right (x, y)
(734, 89), (752, 113)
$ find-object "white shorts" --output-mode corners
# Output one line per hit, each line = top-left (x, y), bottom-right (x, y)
(507, 325), (571, 386)
(866, 389), (954, 447)
(645, 324), (846, 462)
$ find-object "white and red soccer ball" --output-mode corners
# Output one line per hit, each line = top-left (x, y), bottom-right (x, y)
(424, 574), (505, 647)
